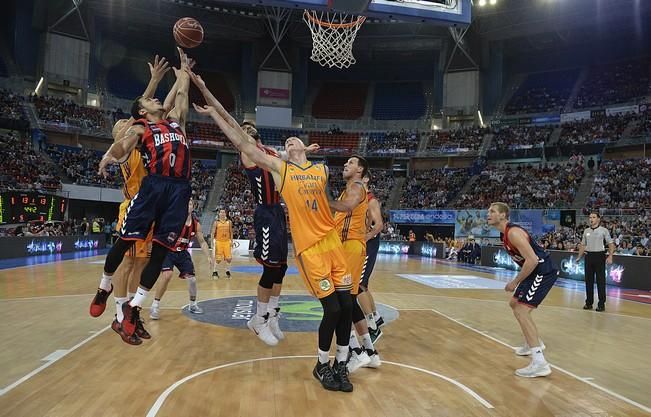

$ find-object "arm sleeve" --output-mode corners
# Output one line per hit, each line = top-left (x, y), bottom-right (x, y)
(603, 228), (614, 245)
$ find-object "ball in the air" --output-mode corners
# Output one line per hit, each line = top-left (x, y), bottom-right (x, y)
(173, 17), (204, 48)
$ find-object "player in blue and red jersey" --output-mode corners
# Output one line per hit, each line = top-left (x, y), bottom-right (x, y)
(149, 199), (213, 320)
(487, 202), (558, 378)
(96, 48), (193, 339)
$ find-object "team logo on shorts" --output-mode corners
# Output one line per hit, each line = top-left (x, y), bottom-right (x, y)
(342, 273), (352, 285)
(166, 232), (178, 244)
(319, 279), (332, 291)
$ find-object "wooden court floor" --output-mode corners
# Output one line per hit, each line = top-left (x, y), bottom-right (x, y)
(0, 252), (650, 417)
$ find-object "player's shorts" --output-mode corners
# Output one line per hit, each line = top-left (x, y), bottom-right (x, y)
(253, 204), (288, 267)
(513, 269), (559, 308)
(117, 199), (152, 258)
(295, 229), (351, 299)
(360, 235), (380, 290)
(161, 250), (195, 278)
(342, 239), (366, 296)
(214, 239), (232, 261)
(120, 175), (192, 250)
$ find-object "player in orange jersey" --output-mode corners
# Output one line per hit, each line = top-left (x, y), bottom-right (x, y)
(193, 92), (359, 393)
(211, 209), (233, 279)
(332, 156), (381, 374)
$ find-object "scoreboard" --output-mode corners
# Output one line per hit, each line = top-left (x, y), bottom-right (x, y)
(0, 192), (67, 224)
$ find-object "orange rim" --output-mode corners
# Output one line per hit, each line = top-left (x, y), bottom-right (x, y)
(303, 10), (366, 29)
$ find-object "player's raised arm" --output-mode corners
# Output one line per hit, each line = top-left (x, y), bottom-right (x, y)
(142, 55), (170, 99)
(193, 104), (281, 174)
(167, 47), (191, 129)
(330, 181), (364, 213)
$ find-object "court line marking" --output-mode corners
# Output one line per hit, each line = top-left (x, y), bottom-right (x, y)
(145, 355), (494, 416)
(427, 308), (651, 414)
(0, 325), (111, 397)
(382, 292), (651, 321)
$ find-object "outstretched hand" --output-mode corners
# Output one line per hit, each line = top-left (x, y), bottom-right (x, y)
(187, 70), (206, 89)
(306, 143), (320, 153)
(193, 103), (215, 115)
(148, 55), (170, 81)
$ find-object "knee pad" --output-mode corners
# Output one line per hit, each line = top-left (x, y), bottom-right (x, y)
(352, 296), (365, 323)
(336, 291), (353, 315)
(274, 264), (288, 284)
(320, 292), (342, 317)
(258, 266), (275, 289)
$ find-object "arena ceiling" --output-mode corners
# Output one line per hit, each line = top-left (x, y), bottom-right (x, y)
(42, 0), (650, 55)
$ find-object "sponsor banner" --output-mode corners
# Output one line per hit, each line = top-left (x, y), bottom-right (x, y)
(390, 210), (456, 224)
(0, 235), (106, 259)
(481, 246), (651, 290)
(259, 87), (290, 99)
(561, 111), (591, 123)
(379, 241), (445, 259)
(233, 239), (251, 257)
(532, 115), (560, 124)
(455, 209), (557, 238)
(606, 104), (639, 116)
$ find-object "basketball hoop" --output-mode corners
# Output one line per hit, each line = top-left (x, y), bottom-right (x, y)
(303, 10), (366, 69)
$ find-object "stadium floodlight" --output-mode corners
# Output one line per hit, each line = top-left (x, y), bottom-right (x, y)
(489, 0), (497, 5)
(478, 0), (486, 5)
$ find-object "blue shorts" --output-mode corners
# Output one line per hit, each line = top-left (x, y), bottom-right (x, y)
(161, 250), (195, 278)
(514, 269), (559, 308)
(120, 175), (192, 250)
(253, 204), (288, 267)
(360, 235), (380, 289)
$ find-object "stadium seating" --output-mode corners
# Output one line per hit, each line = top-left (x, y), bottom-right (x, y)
(366, 130), (420, 155)
(575, 59), (650, 109)
(505, 69), (579, 115)
(308, 131), (360, 154)
(400, 168), (469, 209)
(372, 82), (425, 120)
(312, 83), (367, 120)
(586, 158), (651, 210)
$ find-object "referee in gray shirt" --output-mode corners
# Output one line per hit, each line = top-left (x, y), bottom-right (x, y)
(576, 212), (615, 312)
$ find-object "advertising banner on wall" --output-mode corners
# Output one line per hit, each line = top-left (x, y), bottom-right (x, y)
(480, 246), (650, 290)
(454, 209), (558, 238)
(378, 241), (445, 259)
(390, 210), (456, 224)
(0, 235), (106, 259)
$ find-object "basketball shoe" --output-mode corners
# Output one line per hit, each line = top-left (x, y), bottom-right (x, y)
(89, 285), (113, 317)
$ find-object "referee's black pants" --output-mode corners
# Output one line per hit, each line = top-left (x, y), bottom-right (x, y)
(585, 252), (606, 306)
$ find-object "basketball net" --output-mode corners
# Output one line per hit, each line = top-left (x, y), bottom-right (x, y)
(303, 10), (366, 69)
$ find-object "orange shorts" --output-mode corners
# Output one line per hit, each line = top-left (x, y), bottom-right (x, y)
(117, 199), (152, 258)
(295, 230), (351, 299)
(215, 239), (232, 261)
(342, 239), (366, 296)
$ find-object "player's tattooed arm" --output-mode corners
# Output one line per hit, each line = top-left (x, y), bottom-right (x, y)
(98, 125), (143, 177)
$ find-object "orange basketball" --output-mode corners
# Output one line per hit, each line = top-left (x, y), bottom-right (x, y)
(173, 17), (204, 49)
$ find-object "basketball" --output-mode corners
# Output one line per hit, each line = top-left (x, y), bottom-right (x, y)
(173, 17), (204, 48)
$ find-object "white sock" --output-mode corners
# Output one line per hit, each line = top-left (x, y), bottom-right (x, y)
(318, 349), (330, 365)
(366, 313), (377, 330)
(130, 288), (149, 308)
(115, 297), (128, 322)
(531, 346), (545, 364)
(257, 301), (268, 318)
(361, 333), (374, 351)
(335, 344), (348, 363)
(190, 299), (197, 306)
(373, 311), (380, 321)
(268, 296), (280, 312)
(349, 327), (361, 350)
(99, 273), (112, 292)
(152, 299), (160, 309)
